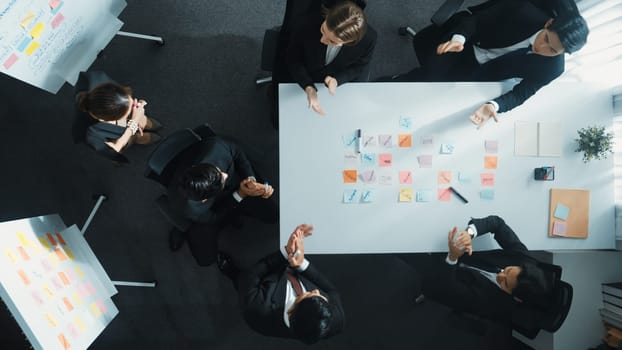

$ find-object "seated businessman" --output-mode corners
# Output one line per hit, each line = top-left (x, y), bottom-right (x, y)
(391, 0), (588, 129)
(419, 215), (555, 327)
(167, 135), (278, 265)
(219, 224), (344, 344)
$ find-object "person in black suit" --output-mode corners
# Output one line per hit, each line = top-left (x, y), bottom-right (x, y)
(167, 136), (278, 265)
(419, 215), (554, 326)
(281, 0), (377, 116)
(390, 0), (588, 129)
(218, 224), (344, 344)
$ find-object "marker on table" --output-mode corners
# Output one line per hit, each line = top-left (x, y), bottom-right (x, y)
(449, 186), (468, 203)
(356, 129), (362, 153)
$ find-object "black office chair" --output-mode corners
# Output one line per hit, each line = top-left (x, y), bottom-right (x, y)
(72, 71), (130, 164)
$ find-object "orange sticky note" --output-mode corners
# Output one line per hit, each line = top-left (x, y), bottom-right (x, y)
(17, 269), (30, 285)
(58, 272), (70, 285)
(438, 188), (451, 202)
(481, 173), (495, 186)
(63, 297), (74, 311)
(17, 246), (30, 261)
(47, 233), (58, 246)
(379, 154), (392, 167)
(398, 134), (412, 147)
(54, 248), (68, 261)
(55, 233), (66, 245)
(399, 171), (412, 184)
(438, 171), (451, 184)
(484, 156), (498, 169)
(58, 333), (70, 350)
(343, 170), (357, 183)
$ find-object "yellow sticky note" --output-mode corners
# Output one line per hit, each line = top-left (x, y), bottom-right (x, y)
(39, 236), (51, 250)
(43, 284), (54, 299)
(399, 188), (413, 202)
(45, 312), (57, 327)
(4, 248), (18, 264)
(25, 41), (39, 56)
(75, 266), (85, 279)
(75, 317), (85, 332)
(17, 232), (31, 246)
(64, 247), (74, 260)
(48, 251), (60, 266)
(89, 302), (101, 318)
(20, 12), (35, 28)
(71, 291), (82, 306)
(30, 22), (45, 39)
(484, 156), (498, 169)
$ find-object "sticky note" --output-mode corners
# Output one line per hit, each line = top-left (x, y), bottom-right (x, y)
(63, 297), (74, 311)
(342, 132), (357, 147)
(58, 333), (70, 350)
(359, 169), (376, 183)
(68, 323), (79, 339)
(55, 248), (68, 261)
(89, 303), (101, 318)
(438, 171), (451, 184)
(47, 233), (58, 246)
(46, 313), (57, 327)
(66, 269), (76, 281)
(77, 284), (88, 298)
(440, 143), (455, 154)
(51, 13), (65, 29)
(361, 134), (376, 147)
(361, 189), (375, 203)
(17, 232), (31, 246)
(361, 153), (377, 167)
(41, 257), (53, 272)
(17, 269), (30, 285)
(2, 53), (18, 70)
(64, 247), (74, 260)
(398, 134), (412, 147)
(71, 291), (82, 306)
(86, 283), (95, 295)
(458, 172), (471, 182)
(343, 170), (357, 183)
(379, 134), (392, 148)
(96, 300), (107, 314)
(30, 22), (45, 39)
(52, 276), (63, 290)
(344, 152), (360, 167)
(39, 237), (51, 250)
(480, 189), (495, 200)
(399, 116), (413, 129)
(552, 221), (567, 236)
(54, 233), (66, 245)
(343, 189), (358, 203)
(48, 251), (60, 265)
(484, 156), (498, 169)
(43, 285), (54, 299)
(421, 136), (433, 145)
(49, 0), (62, 9)
(399, 171), (413, 184)
(17, 246), (30, 261)
(31, 290), (44, 305)
(485, 140), (498, 153)
(417, 155), (432, 168)
(416, 190), (433, 202)
(4, 248), (18, 264)
(481, 173), (495, 186)
(379, 154), (392, 167)
(379, 172), (393, 185)
(20, 12), (35, 28)
(51, 1), (64, 14)
(75, 317), (85, 332)
(554, 204), (570, 220)
(58, 272), (70, 285)
(75, 266), (85, 279)
(399, 188), (413, 202)
(438, 188), (451, 202)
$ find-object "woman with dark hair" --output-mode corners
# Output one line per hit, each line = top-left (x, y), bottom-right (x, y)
(75, 76), (162, 158)
(282, 0), (377, 116)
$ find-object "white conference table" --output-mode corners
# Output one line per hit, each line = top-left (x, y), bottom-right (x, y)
(278, 82), (615, 254)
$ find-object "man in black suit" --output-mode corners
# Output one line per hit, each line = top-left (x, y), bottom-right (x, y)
(392, 0), (588, 129)
(167, 136), (278, 265)
(219, 224), (344, 343)
(419, 215), (554, 326)
(283, 0), (377, 116)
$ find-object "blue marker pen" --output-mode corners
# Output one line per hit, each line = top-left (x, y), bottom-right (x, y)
(349, 189), (357, 201)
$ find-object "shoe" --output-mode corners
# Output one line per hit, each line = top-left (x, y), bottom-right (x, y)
(135, 132), (161, 145)
(145, 118), (163, 132)
(169, 228), (186, 251)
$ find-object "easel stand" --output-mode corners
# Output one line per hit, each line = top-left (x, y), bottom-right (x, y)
(82, 195), (157, 288)
(116, 31), (165, 45)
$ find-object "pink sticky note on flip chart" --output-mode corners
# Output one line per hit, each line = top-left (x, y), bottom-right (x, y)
(51, 13), (65, 29)
(438, 188), (451, 202)
(438, 171), (451, 184)
(552, 221), (567, 236)
(3, 54), (18, 70)
(481, 173), (495, 186)
(379, 154), (392, 167)
(49, 0), (62, 9)
(417, 155), (432, 168)
(399, 171), (412, 184)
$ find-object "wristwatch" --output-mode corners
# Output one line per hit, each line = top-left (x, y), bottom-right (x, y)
(466, 226), (475, 239)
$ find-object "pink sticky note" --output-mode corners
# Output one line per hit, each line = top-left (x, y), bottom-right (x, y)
(67, 322), (79, 339)
(41, 257), (53, 272)
(485, 140), (498, 153)
(65, 269), (76, 282)
(3, 53), (18, 70)
(399, 171), (413, 184)
(438, 188), (451, 202)
(49, 0), (61, 9)
(51, 13), (64, 29)
(31, 290), (44, 305)
(51, 276), (63, 290)
(481, 173), (495, 186)
(96, 300), (107, 314)
(77, 284), (88, 298)
(86, 283), (95, 295)
(438, 171), (451, 184)
(552, 221), (567, 236)
(417, 155), (432, 168)
(378, 154), (392, 167)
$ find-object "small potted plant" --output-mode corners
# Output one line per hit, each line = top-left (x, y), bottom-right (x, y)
(575, 125), (614, 163)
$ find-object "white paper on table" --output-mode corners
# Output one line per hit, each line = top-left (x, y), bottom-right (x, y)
(514, 121), (538, 156)
(538, 121), (562, 157)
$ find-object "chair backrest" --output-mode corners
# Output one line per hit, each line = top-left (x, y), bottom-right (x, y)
(431, 0), (466, 26)
(144, 128), (203, 187)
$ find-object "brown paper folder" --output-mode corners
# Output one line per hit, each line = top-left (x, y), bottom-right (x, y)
(549, 189), (590, 238)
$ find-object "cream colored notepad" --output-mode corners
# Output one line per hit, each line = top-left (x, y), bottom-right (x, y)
(514, 121), (562, 157)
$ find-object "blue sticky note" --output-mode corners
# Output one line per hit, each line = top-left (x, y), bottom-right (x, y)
(361, 153), (377, 167)
(480, 189), (495, 200)
(416, 189), (433, 202)
(458, 172), (471, 183)
(554, 204), (570, 220)
(361, 189), (375, 203)
(440, 143), (455, 154)
(342, 132), (357, 147)
(17, 37), (31, 52)
(343, 189), (358, 203)
(399, 116), (413, 129)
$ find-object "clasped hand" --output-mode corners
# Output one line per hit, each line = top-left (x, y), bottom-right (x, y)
(284, 224), (313, 267)
(304, 76), (338, 116)
(469, 103), (498, 129)
(131, 98), (148, 135)
(447, 226), (473, 261)
(237, 178), (274, 199)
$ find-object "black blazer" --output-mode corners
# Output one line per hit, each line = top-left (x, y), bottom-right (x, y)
(167, 136), (255, 224)
(285, 13), (377, 90)
(238, 252), (345, 340)
(424, 215), (539, 326)
(438, 0), (564, 113)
